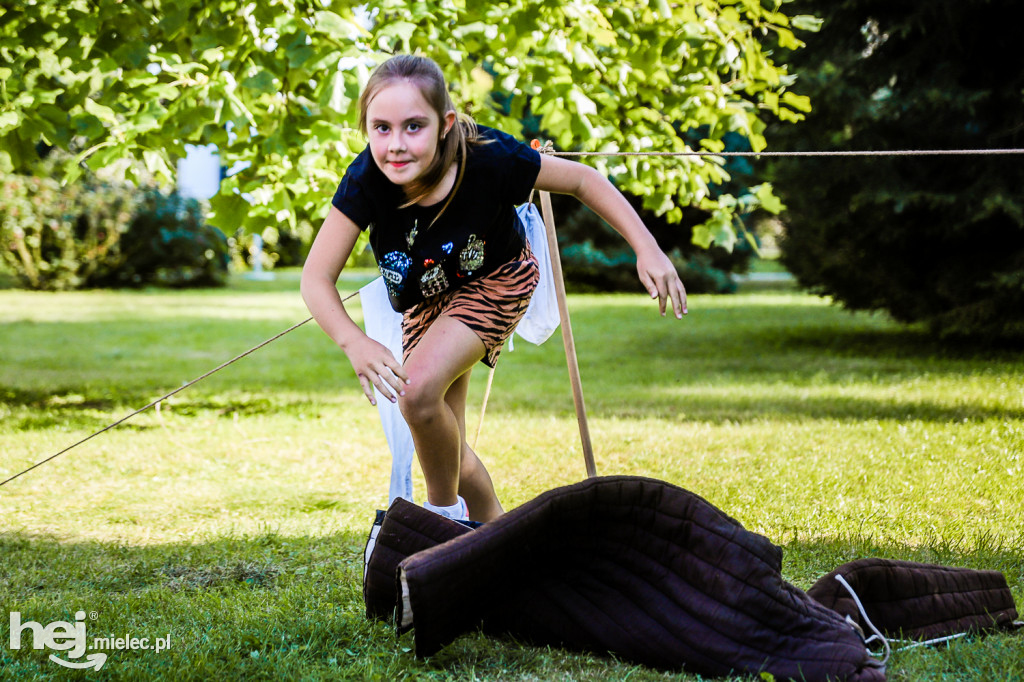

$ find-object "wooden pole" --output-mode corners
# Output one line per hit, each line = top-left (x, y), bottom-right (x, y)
(538, 190), (597, 478)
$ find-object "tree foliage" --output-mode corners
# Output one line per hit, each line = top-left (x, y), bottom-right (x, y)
(2, 0), (816, 252)
(768, 0), (1024, 341)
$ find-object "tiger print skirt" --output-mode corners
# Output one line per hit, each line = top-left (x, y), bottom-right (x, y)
(402, 247), (540, 368)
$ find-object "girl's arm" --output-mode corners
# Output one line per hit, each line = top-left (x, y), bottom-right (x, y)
(534, 154), (687, 319)
(301, 206), (409, 405)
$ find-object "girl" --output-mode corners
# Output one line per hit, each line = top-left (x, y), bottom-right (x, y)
(301, 55), (686, 523)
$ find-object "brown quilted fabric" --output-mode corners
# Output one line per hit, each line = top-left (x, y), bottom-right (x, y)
(363, 499), (471, 622)
(807, 558), (1019, 640)
(391, 476), (885, 681)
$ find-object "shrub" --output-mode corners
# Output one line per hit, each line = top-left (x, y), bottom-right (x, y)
(92, 189), (230, 288)
(0, 171), (137, 291)
(0, 165), (229, 290)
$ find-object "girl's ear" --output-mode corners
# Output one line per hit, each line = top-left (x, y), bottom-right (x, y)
(441, 110), (457, 138)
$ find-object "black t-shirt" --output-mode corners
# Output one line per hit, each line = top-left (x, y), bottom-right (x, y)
(332, 126), (542, 311)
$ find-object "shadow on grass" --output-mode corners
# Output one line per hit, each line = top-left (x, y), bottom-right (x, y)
(0, 384), (330, 434)
(0, 314), (345, 430)
(3, 298), (1023, 431)
(582, 303), (1024, 364)
(495, 302), (1024, 423)
(584, 390), (1024, 424)
(0, 529), (368, 599)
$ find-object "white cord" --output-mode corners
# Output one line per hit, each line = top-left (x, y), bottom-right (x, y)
(835, 574), (976, 662)
(890, 631), (968, 653)
(835, 574), (892, 664)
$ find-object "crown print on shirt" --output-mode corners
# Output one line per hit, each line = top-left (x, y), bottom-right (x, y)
(459, 234), (485, 276)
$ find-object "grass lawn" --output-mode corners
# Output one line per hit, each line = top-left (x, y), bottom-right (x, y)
(1, 269), (1022, 680)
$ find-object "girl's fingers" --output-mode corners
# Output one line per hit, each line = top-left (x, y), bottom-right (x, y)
(358, 374), (378, 406)
(651, 270), (687, 319)
(649, 270), (668, 316)
(385, 357), (410, 384)
(639, 270), (660, 301)
(374, 379), (396, 404)
(372, 361), (407, 400)
(381, 373), (406, 398)
(639, 256), (687, 319)
(359, 366), (402, 406)
(372, 372), (398, 404)
(668, 276), (686, 318)
(348, 338), (408, 405)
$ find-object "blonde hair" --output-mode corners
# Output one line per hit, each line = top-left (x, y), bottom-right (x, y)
(358, 54), (480, 213)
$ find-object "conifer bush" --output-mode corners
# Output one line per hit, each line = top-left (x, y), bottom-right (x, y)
(768, 0), (1024, 341)
(91, 188), (230, 289)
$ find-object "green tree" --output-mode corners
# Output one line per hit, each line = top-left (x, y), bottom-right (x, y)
(2, 0), (815, 254)
(768, 0), (1024, 341)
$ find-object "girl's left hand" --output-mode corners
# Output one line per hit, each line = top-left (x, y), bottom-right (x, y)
(637, 249), (688, 319)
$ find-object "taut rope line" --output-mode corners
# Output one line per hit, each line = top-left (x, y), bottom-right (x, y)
(547, 148), (1024, 157)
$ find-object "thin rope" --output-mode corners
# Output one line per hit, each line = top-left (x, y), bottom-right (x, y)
(547, 148), (1024, 158)
(0, 290), (356, 489)
(890, 631), (968, 654)
(835, 574), (893, 663)
(834, 573), (974, 663)
(472, 364), (497, 450)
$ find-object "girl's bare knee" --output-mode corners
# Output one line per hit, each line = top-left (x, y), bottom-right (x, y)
(398, 379), (443, 425)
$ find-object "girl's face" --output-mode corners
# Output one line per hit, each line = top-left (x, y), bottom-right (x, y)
(365, 80), (455, 188)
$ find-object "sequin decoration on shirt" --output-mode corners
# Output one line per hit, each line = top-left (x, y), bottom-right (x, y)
(380, 251), (413, 300)
(406, 218), (419, 250)
(459, 234), (485, 276)
(420, 258), (449, 298)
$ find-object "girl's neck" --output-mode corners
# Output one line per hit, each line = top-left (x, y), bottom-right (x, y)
(413, 161), (458, 207)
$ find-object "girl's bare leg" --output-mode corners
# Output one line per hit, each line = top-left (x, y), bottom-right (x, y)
(445, 371), (503, 521)
(400, 314), (502, 521)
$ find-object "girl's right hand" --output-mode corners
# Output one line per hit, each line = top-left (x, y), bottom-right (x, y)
(342, 334), (410, 406)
